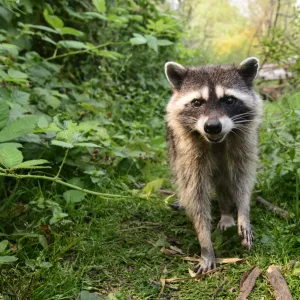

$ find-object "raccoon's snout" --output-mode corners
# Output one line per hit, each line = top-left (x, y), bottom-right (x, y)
(204, 119), (222, 134)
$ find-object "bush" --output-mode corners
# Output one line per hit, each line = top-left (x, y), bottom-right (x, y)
(0, 0), (182, 196)
(258, 91), (300, 219)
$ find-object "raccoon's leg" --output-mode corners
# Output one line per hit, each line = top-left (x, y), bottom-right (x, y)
(179, 182), (216, 274)
(233, 168), (255, 250)
(215, 180), (235, 231)
(193, 210), (216, 274)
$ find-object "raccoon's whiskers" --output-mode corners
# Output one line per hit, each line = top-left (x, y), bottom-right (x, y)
(234, 120), (252, 124)
(233, 124), (251, 135)
(231, 112), (256, 121)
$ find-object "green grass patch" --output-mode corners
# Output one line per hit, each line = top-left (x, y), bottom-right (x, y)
(0, 182), (299, 299)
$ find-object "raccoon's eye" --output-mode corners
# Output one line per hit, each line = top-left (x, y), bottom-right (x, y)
(223, 96), (236, 106)
(191, 99), (205, 108)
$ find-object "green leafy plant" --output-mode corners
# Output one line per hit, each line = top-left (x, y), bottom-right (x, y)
(258, 92), (300, 220)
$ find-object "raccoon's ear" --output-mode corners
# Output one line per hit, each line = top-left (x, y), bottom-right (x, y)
(238, 57), (259, 85)
(165, 62), (187, 90)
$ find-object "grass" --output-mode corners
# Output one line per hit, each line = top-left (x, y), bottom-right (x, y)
(0, 177), (299, 299)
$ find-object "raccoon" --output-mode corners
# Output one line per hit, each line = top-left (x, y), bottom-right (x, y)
(164, 57), (263, 274)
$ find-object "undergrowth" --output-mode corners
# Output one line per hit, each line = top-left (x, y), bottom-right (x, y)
(0, 1), (299, 299)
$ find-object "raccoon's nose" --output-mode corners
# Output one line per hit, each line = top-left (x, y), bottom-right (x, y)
(204, 120), (222, 134)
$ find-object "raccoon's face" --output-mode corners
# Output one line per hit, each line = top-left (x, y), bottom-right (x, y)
(165, 58), (260, 143)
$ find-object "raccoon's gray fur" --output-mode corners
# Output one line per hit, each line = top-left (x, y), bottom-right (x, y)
(164, 58), (263, 274)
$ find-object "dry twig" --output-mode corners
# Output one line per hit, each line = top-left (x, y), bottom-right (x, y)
(236, 265), (262, 300)
(266, 265), (293, 300)
(256, 197), (289, 218)
(184, 257), (244, 264)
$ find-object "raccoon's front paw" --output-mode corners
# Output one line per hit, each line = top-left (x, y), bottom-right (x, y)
(238, 220), (254, 250)
(218, 214), (235, 231)
(193, 256), (216, 274)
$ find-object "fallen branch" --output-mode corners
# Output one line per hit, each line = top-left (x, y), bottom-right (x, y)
(159, 189), (175, 196)
(266, 265), (293, 300)
(184, 257), (244, 264)
(236, 265), (262, 300)
(256, 197), (289, 219)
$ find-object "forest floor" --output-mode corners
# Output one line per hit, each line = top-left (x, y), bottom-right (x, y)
(1, 177), (299, 300)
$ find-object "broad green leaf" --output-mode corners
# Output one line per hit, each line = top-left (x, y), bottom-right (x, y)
(46, 96), (61, 109)
(40, 261), (53, 269)
(58, 40), (89, 49)
(0, 240), (8, 253)
(49, 212), (68, 225)
(145, 35), (158, 52)
(0, 143), (23, 149)
(68, 177), (84, 188)
(0, 43), (19, 56)
(79, 291), (102, 300)
(38, 235), (48, 249)
(0, 147), (23, 168)
(43, 9), (64, 29)
(37, 116), (49, 129)
(51, 140), (74, 148)
(0, 6), (12, 23)
(143, 179), (164, 196)
(0, 69), (8, 80)
(64, 7), (85, 20)
(0, 100), (9, 130)
(13, 159), (50, 169)
(58, 27), (84, 37)
(11, 90), (30, 105)
(130, 37), (147, 45)
(92, 0), (106, 13)
(74, 143), (101, 148)
(0, 256), (18, 264)
(28, 66), (52, 78)
(133, 33), (145, 38)
(157, 39), (173, 46)
(63, 190), (86, 204)
(42, 35), (57, 45)
(97, 50), (124, 60)
(0, 116), (37, 143)
(83, 12), (107, 21)
(7, 69), (28, 79)
(27, 24), (58, 34)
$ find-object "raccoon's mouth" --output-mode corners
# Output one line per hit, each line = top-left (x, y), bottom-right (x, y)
(206, 135), (225, 143)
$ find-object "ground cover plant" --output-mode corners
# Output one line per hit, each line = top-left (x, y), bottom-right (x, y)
(0, 0), (299, 299)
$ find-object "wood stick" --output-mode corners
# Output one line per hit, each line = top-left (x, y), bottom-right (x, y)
(236, 265), (262, 300)
(266, 265), (293, 300)
(256, 197), (289, 218)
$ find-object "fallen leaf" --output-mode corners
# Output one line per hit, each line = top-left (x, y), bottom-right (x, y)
(169, 245), (184, 254)
(40, 224), (51, 234)
(11, 244), (17, 252)
(156, 278), (165, 299)
(188, 268), (197, 278)
(164, 266), (225, 282)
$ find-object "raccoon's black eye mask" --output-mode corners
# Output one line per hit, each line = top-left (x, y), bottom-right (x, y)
(190, 96), (237, 108)
(220, 96), (237, 106)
